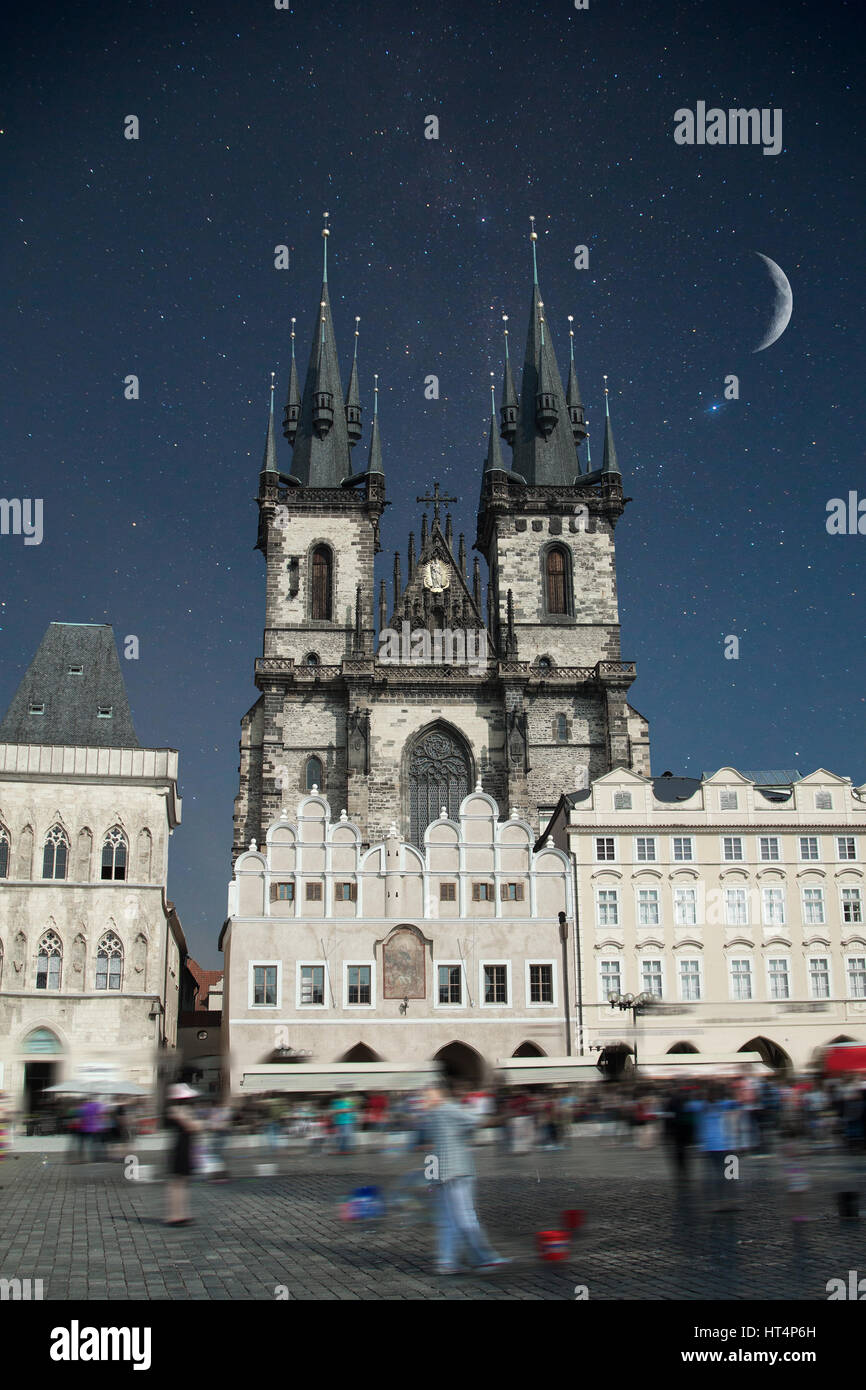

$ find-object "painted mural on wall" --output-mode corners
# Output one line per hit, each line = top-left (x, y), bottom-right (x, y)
(382, 926), (426, 999)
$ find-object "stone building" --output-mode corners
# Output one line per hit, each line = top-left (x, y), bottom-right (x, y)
(0, 623), (185, 1115)
(543, 766), (866, 1073)
(224, 222), (650, 1088)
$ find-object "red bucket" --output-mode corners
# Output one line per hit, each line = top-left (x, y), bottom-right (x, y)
(562, 1209), (585, 1233)
(536, 1229), (569, 1262)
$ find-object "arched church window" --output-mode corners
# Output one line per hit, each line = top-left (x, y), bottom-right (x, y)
(305, 652), (320, 668)
(0, 823), (9, 878)
(311, 546), (333, 620)
(545, 546), (570, 615)
(555, 714), (568, 742)
(36, 930), (63, 990)
(408, 727), (471, 847)
(42, 825), (69, 880)
(305, 755), (324, 792)
(96, 932), (124, 991)
(101, 826), (128, 881)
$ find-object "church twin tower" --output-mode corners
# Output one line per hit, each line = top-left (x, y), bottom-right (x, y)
(233, 221), (650, 858)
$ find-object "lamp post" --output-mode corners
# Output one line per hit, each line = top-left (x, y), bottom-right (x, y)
(607, 991), (655, 1071)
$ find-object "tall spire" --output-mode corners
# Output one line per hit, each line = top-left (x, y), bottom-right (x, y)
(499, 314), (518, 446)
(510, 220), (580, 486)
(485, 372), (506, 473)
(601, 375), (621, 477)
(345, 315), (363, 449)
(262, 372), (278, 475)
(367, 372), (384, 475)
(289, 214), (353, 487)
(566, 315), (588, 449)
(282, 317), (301, 444)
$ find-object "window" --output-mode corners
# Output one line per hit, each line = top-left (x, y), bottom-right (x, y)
(637, 889), (660, 926)
(808, 957), (830, 999)
(555, 714), (568, 743)
(847, 957), (866, 999)
(545, 546), (569, 615)
(799, 836), (819, 861)
(347, 965), (371, 1005)
(101, 826), (127, 881)
(842, 888), (863, 924)
(67, 665), (83, 676)
(723, 836), (743, 862)
(719, 790), (738, 811)
(253, 965), (277, 1006)
(600, 960), (622, 1000)
(0, 824), (8, 879)
(674, 887), (697, 926)
(277, 882), (295, 901)
(500, 882), (525, 902)
(305, 756), (323, 792)
(529, 964), (553, 1003)
(635, 837), (656, 862)
(95, 932), (123, 991)
(300, 966), (325, 1005)
(680, 959), (701, 1001)
(802, 887), (825, 925)
(724, 888), (748, 926)
(97, 705), (113, 718)
(730, 958), (753, 1001)
(408, 727), (471, 847)
(29, 702), (45, 715)
(483, 965), (508, 1004)
(305, 882), (323, 902)
(641, 959), (663, 998)
(305, 652), (320, 668)
(42, 825), (69, 880)
(768, 958), (790, 1000)
(837, 836), (857, 861)
(595, 837), (616, 862)
(673, 836), (694, 862)
(815, 791), (833, 810)
(438, 965), (462, 1004)
(614, 791), (632, 811)
(472, 882), (494, 902)
(36, 931), (63, 990)
(336, 882), (357, 902)
(762, 888), (786, 926)
(759, 836), (780, 862)
(440, 882), (456, 902)
(311, 545), (333, 620)
(597, 890), (619, 927)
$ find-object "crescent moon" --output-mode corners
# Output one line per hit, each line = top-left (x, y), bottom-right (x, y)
(752, 252), (793, 353)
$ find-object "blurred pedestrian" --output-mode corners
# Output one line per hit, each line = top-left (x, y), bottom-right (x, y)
(424, 1080), (510, 1275)
(164, 1083), (200, 1226)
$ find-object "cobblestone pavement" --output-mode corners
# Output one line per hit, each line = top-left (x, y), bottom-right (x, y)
(0, 1135), (863, 1300)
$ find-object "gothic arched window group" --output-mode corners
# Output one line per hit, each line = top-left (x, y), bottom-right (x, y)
(17, 928), (129, 991)
(408, 726), (472, 847)
(0, 823), (149, 882)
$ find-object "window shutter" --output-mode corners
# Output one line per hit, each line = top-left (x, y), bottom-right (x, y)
(472, 883), (481, 902)
(269, 883), (278, 902)
(500, 883), (507, 901)
(516, 884), (524, 902)
(350, 883), (357, 902)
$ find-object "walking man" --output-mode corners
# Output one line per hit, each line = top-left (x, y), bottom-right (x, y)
(424, 1080), (510, 1275)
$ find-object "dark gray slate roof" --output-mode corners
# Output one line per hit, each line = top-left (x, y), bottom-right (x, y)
(510, 283), (581, 486)
(0, 623), (140, 748)
(702, 769), (802, 786)
(651, 775), (702, 802)
(290, 280), (354, 488)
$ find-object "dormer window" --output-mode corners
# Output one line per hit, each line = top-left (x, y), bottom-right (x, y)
(97, 705), (113, 719)
(29, 702), (45, 715)
(67, 666), (83, 676)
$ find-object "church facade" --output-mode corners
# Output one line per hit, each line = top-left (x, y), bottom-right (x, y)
(224, 224), (650, 1087)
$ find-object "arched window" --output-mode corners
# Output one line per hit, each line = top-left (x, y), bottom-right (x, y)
(408, 726), (471, 846)
(0, 823), (9, 878)
(42, 826), (69, 880)
(36, 930), (63, 990)
(311, 546), (333, 620)
(545, 546), (570, 615)
(101, 826), (128, 881)
(305, 652), (320, 668)
(555, 714), (568, 742)
(96, 932), (124, 991)
(305, 756), (324, 792)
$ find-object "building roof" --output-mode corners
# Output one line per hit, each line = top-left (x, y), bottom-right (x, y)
(701, 769), (802, 786)
(0, 623), (140, 748)
(651, 774), (702, 802)
(185, 958), (224, 1011)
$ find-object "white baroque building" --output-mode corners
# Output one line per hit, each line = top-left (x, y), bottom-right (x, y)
(221, 788), (575, 1092)
(543, 766), (866, 1072)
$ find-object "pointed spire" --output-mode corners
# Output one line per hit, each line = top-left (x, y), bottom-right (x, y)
(345, 316), (363, 448)
(529, 215), (539, 285)
(291, 216), (353, 486)
(378, 579), (387, 633)
(535, 300), (558, 438)
(499, 315), (518, 445)
(283, 318), (301, 444)
(445, 513), (453, 549)
(367, 372), (384, 475)
(458, 533), (466, 575)
(420, 513), (429, 549)
(601, 375), (621, 477)
(393, 552), (402, 608)
(262, 372), (278, 474)
(566, 315), (588, 447)
(473, 557), (482, 610)
(407, 531), (416, 575)
(485, 373), (506, 473)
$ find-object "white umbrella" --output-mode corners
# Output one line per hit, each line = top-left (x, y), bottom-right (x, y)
(45, 1079), (149, 1097)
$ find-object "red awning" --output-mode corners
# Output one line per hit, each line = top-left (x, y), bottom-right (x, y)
(824, 1045), (866, 1075)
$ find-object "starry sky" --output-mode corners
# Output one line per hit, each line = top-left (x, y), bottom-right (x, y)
(1, 0), (863, 966)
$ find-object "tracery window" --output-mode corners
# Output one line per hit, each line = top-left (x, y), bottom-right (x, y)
(0, 824), (9, 879)
(408, 728), (471, 846)
(96, 932), (124, 990)
(101, 826), (128, 881)
(42, 825), (69, 880)
(36, 930), (63, 990)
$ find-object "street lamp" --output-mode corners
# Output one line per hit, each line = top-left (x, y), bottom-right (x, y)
(608, 991), (655, 1070)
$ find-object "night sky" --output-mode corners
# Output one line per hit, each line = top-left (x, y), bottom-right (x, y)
(2, 0), (863, 966)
